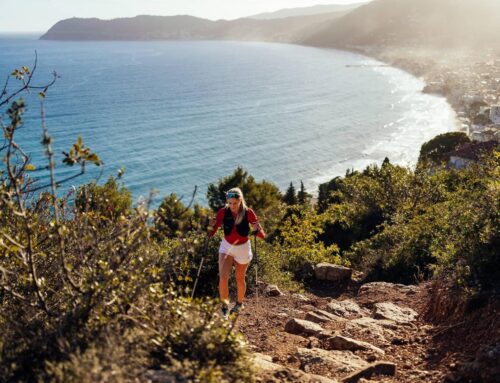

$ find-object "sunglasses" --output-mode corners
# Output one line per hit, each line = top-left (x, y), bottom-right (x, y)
(226, 192), (240, 199)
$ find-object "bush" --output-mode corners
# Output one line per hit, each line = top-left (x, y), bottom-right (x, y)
(75, 175), (132, 221)
(0, 65), (253, 383)
(262, 205), (342, 285)
(345, 151), (500, 287)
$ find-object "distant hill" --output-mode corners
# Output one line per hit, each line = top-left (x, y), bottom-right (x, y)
(248, 3), (366, 20)
(40, 12), (346, 42)
(40, 0), (500, 49)
(302, 0), (500, 49)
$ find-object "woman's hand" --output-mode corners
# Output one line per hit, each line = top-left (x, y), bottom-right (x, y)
(252, 222), (261, 232)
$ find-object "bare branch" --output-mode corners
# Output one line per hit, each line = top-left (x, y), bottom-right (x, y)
(0, 51), (59, 108)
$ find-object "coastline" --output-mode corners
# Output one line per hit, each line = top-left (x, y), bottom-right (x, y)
(325, 44), (500, 140)
(5, 34), (497, 199)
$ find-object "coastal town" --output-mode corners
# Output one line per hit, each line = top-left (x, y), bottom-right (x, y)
(379, 47), (500, 141)
(360, 46), (500, 167)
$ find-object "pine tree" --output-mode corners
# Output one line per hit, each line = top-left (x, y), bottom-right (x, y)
(283, 182), (298, 205)
(297, 180), (311, 205)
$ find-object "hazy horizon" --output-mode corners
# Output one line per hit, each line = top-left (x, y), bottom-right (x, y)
(0, 0), (369, 33)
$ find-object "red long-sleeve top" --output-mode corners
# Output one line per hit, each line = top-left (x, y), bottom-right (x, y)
(209, 207), (265, 244)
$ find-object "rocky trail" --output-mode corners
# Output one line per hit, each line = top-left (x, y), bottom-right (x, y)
(233, 264), (499, 383)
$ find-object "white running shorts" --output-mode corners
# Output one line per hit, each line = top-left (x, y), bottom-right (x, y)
(219, 238), (253, 264)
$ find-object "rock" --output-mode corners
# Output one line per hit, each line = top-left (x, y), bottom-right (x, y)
(326, 300), (367, 318)
(285, 318), (325, 336)
(315, 263), (353, 282)
(324, 335), (385, 355)
(357, 282), (418, 306)
(302, 304), (318, 312)
(265, 284), (284, 297)
(305, 309), (344, 324)
(342, 362), (397, 383)
(345, 317), (395, 342)
(253, 353), (339, 383)
(297, 348), (369, 375)
(372, 302), (418, 324)
(293, 293), (312, 303)
(253, 353), (281, 371)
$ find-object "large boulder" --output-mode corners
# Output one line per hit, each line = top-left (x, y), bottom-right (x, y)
(326, 300), (368, 318)
(297, 348), (369, 376)
(324, 335), (385, 355)
(285, 318), (325, 337)
(372, 302), (418, 324)
(315, 263), (353, 282)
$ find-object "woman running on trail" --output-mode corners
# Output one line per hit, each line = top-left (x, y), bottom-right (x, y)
(209, 187), (265, 319)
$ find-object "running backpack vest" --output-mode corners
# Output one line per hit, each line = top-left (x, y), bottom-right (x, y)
(223, 208), (250, 237)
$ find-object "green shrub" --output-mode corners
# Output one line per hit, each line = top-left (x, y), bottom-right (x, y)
(75, 175), (132, 221)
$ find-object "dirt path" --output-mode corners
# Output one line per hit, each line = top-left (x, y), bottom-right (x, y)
(233, 279), (453, 383)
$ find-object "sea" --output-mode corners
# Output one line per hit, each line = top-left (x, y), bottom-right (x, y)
(0, 35), (457, 206)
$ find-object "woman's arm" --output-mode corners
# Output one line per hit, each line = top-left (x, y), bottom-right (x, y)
(208, 208), (224, 237)
(248, 209), (265, 239)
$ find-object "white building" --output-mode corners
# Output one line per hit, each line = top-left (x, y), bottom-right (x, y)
(490, 105), (500, 125)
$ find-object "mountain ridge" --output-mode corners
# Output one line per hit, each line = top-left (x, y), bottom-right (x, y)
(41, 0), (500, 50)
(40, 12), (346, 42)
(248, 2), (366, 20)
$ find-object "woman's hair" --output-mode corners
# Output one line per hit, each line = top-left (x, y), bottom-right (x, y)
(226, 187), (247, 225)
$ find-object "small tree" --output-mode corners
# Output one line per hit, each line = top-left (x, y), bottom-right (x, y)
(418, 132), (471, 166)
(153, 193), (193, 239)
(206, 166), (281, 212)
(282, 182), (298, 205)
(297, 180), (311, 206)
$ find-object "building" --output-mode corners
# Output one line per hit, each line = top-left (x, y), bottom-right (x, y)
(446, 141), (498, 169)
(490, 105), (500, 125)
(472, 129), (498, 143)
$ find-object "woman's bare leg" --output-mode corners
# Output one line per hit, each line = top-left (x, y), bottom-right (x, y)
(218, 253), (234, 304)
(234, 261), (249, 304)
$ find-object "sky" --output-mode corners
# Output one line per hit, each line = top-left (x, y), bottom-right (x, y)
(0, 0), (366, 32)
